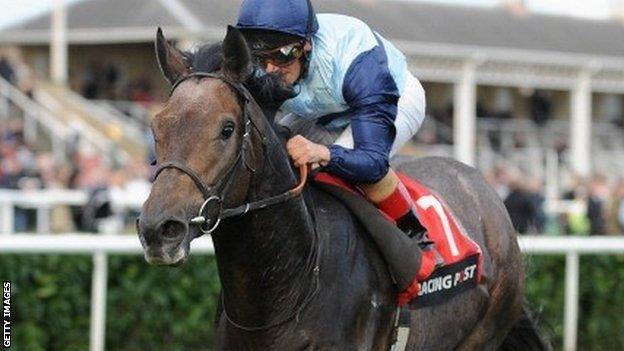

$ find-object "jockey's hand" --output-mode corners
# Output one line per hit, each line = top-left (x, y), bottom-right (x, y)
(286, 135), (331, 168)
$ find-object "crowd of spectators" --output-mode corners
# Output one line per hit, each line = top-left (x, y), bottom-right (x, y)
(2, 100), (623, 235)
(73, 62), (156, 106)
(0, 49), (155, 233)
(0, 118), (151, 233)
(485, 165), (624, 235)
(486, 166), (546, 234)
(2, 49), (624, 235)
(5, 107), (622, 236)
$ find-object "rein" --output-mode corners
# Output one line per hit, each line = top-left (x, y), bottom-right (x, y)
(154, 72), (307, 234)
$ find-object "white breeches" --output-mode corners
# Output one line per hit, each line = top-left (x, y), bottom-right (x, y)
(333, 73), (426, 156)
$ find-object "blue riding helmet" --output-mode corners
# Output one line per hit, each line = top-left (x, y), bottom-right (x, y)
(236, 0), (319, 40)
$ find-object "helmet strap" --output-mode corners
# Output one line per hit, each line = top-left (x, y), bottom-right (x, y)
(297, 42), (313, 82)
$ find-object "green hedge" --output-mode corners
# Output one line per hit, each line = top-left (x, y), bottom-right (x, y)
(0, 255), (221, 351)
(524, 255), (624, 351)
(1, 253), (623, 350)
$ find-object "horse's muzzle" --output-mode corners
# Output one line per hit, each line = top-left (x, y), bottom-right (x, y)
(137, 215), (190, 265)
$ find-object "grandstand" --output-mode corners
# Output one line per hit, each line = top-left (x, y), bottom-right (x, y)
(2, 0), (623, 234)
(2, 0), (624, 173)
(1, 2), (624, 351)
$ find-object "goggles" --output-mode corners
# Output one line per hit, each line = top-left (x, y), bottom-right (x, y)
(253, 41), (306, 68)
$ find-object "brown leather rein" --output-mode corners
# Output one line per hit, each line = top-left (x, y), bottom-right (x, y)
(153, 72), (308, 235)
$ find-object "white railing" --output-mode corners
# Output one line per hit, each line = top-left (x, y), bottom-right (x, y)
(0, 76), (129, 164)
(59, 91), (146, 158)
(0, 189), (87, 234)
(1, 235), (623, 351)
(0, 76), (71, 161)
(518, 237), (624, 351)
(1, 186), (581, 234)
(93, 100), (152, 126)
(0, 235), (212, 351)
(0, 189), (146, 234)
(35, 87), (125, 164)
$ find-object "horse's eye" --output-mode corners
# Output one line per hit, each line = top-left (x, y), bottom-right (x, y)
(221, 122), (235, 140)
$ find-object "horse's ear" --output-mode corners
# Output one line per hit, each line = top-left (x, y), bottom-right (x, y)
(155, 27), (191, 85)
(222, 26), (252, 83)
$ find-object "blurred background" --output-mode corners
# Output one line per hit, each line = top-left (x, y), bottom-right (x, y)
(0, 0), (623, 350)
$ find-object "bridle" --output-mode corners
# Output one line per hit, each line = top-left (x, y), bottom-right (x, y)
(153, 72), (320, 332)
(153, 72), (319, 332)
(153, 72), (307, 235)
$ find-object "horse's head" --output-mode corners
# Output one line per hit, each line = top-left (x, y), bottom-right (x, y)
(137, 27), (257, 265)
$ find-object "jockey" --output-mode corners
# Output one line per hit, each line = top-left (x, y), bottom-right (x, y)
(236, 0), (427, 239)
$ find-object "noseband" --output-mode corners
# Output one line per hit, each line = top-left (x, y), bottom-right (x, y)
(153, 72), (307, 234)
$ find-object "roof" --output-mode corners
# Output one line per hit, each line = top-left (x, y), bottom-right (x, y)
(1, 0), (624, 60)
(321, 1), (624, 58)
(13, 0), (181, 30)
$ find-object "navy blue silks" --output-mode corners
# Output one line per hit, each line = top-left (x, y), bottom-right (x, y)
(325, 37), (400, 183)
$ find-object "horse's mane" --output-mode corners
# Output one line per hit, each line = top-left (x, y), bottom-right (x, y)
(182, 42), (296, 113)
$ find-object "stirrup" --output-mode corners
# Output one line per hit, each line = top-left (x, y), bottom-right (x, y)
(410, 229), (431, 247)
(414, 231), (445, 268)
(396, 211), (445, 267)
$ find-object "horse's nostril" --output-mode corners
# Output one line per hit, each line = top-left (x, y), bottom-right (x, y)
(159, 220), (187, 240)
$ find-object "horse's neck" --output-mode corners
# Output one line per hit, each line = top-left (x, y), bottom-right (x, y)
(213, 134), (317, 328)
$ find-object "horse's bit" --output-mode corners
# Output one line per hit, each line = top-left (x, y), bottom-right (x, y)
(153, 72), (307, 235)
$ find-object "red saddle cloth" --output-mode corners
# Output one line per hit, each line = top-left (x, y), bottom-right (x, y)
(314, 171), (483, 308)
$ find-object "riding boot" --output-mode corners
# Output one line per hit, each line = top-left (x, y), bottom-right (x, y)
(375, 181), (430, 243)
(374, 180), (443, 266)
(355, 171), (442, 292)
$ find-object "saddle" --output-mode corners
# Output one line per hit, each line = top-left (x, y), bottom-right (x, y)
(313, 171), (483, 309)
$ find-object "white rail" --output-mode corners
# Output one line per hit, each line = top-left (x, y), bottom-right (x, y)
(35, 88), (122, 163)
(0, 189), (145, 234)
(0, 235), (622, 351)
(518, 236), (624, 351)
(0, 234), (214, 254)
(0, 235), (213, 351)
(0, 187), (583, 235)
(0, 76), (71, 161)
